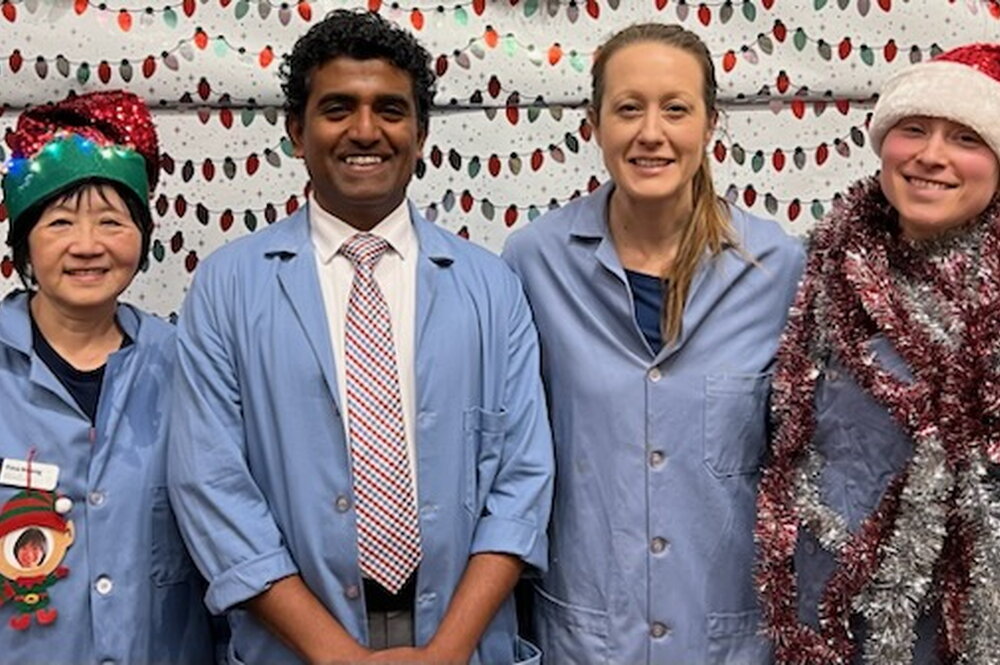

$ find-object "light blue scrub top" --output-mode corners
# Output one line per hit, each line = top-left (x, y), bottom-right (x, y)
(503, 183), (805, 665)
(168, 206), (554, 665)
(0, 291), (215, 664)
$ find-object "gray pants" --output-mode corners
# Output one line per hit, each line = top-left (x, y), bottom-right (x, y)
(367, 609), (415, 649)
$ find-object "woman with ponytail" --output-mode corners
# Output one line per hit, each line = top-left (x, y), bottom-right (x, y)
(503, 23), (804, 664)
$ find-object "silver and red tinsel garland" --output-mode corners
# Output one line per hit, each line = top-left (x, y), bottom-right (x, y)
(755, 177), (1000, 664)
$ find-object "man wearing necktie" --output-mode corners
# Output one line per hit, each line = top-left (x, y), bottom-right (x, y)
(167, 10), (553, 664)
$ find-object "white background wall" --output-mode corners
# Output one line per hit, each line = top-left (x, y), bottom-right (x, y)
(2, 0), (998, 315)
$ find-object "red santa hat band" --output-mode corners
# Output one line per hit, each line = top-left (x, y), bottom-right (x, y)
(869, 43), (1000, 161)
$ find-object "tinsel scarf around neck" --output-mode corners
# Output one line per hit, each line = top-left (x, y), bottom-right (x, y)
(755, 177), (1000, 665)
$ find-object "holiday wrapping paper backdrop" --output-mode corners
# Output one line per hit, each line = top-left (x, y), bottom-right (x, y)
(0, 0), (998, 315)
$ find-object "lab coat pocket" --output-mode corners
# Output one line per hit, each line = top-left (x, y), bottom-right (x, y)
(706, 610), (772, 665)
(151, 486), (197, 586)
(463, 406), (507, 515)
(533, 585), (609, 664)
(514, 636), (541, 665)
(703, 373), (770, 477)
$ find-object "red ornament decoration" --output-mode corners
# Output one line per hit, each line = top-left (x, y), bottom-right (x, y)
(713, 141), (726, 162)
(697, 4), (710, 25)
(815, 143), (829, 165)
(9, 50), (23, 73)
(884, 39), (898, 62)
(504, 205), (518, 227)
(142, 56), (156, 78)
(297, 1), (311, 20)
(838, 37), (852, 60)
(482, 27), (497, 49)
(1, 1), (15, 22)
(772, 149), (786, 171)
(259, 46), (274, 68)
(773, 20), (787, 42)
(73, 0), (87, 14)
(117, 9), (132, 31)
(548, 44), (562, 66)
(530, 149), (543, 171)
(194, 29), (209, 50)
(410, 8), (424, 30)
(722, 50), (737, 72)
(776, 70), (790, 93)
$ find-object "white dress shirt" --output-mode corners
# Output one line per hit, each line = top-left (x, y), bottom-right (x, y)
(309, 194), (419, 493)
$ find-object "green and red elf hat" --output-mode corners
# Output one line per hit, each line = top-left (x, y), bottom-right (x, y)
(1, 90), (159, 238)
(0, 490), (72, 539)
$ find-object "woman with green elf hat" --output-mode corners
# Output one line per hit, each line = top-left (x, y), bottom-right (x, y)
(0, 91), (215, 662)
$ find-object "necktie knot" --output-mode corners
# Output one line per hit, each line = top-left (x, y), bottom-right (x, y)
(340, 233), (389, 272)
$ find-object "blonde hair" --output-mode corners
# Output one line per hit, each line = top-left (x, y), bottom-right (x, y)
(591, 23), (734, 343)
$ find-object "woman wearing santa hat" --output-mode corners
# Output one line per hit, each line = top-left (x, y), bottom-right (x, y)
(756, 44), (1000, 664)
(0, 91), (215, 662)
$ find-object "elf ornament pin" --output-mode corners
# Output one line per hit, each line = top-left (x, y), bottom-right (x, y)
(0, 490), (74, 630)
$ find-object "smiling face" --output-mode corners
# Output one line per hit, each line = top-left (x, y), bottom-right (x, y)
(287, 56), (426, 230)
(0, 523), (74, 579)
(879, 116), (1000, 240)
(28, 185), (143, 318)
(591, 41), (714, 214)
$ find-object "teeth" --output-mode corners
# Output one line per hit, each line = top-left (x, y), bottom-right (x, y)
(67, 269), (106, 275)
(632, 158), (671, 167)
(908, 176), (951, 190)
(344, 155), (384, 165)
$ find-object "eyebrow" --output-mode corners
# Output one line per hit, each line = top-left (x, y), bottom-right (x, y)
(315, 92), (413, 108)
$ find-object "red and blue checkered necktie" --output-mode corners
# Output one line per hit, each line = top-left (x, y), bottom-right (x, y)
(340, 232), (421, 594)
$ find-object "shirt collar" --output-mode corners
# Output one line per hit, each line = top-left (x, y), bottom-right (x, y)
(308, 193), (414, 263)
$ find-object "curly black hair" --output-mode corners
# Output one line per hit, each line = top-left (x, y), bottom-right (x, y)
(280, 9), (436, 137)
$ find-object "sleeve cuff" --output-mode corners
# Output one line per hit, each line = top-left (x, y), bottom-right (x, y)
(204, 548), (299, 614)
(470, 515), (549, 572)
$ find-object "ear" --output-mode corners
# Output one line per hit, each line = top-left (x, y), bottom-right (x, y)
(285, 115), (306, 158)
(704, 108), (718, 146)
(416, 126), (427, 158)
(587, 106), (601, 149)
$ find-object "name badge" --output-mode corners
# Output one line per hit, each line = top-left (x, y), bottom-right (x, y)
(0, 458), (59, 491)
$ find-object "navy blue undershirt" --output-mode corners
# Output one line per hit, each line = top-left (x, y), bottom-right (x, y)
(624, 269), (666, 354)
(31, 316), (132, 424)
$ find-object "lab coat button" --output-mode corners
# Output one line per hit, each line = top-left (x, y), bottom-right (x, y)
(648, 368), (662, 382)
(650, 537), (668, 554)
(95, 576), (113, 596)
(88, 490), (106, 507)
(344, 585), (360, 600)
(650, 622), (670, 639)
(649, 451), (665, 468)
(335, 495), (351, 512)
